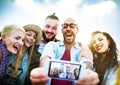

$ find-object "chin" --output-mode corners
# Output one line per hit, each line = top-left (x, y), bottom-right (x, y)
(11, 51), (17, 54)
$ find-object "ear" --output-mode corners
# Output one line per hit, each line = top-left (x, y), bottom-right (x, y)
(1, 34), (6, 41)
(61, 28), (63, 34)
(76, 27), (79, 34)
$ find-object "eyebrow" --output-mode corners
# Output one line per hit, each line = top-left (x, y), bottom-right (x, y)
(63, 23), (76, 24)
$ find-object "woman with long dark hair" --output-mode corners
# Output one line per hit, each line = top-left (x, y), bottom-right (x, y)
(89, 31), (120, 85)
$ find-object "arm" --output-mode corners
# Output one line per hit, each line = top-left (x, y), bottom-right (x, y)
(79, 44), (93, 61)
(30, 68), (99, 85)
(40, 56), (51, 67)
(40, 41), (55, 67)
(79, 44), (93, 69)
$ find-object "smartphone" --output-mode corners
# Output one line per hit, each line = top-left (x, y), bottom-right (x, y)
(44, 60), (86, 81)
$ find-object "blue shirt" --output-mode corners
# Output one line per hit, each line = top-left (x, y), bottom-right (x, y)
(38, 40), (46, 54)
(41, 41), (91, 63)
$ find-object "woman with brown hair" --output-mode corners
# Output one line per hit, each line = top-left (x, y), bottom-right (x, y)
(89, 30), (120, 85)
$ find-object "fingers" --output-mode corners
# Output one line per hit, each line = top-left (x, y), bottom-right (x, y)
(30, 67), (50, 85)
(75, 69), (99, 85)
(30, 75), (50, 85)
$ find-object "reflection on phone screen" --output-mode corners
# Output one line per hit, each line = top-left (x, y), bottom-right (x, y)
(48, 61), (81, 80)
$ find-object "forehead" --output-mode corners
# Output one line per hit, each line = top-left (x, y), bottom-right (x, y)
(11, 29), (24, 34)
(26, 30), (36, 34)
(93, 33), (106, 39)
(45, 18), (59, 26)
(10, 30), (25, 37)
(63, 18), (76, 24)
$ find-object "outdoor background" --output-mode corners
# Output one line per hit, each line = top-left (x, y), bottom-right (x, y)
(0, 0), (119, 47)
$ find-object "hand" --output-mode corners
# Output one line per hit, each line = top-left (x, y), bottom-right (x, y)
(75, 69), (99, 85)
(30, 67), (50, 85)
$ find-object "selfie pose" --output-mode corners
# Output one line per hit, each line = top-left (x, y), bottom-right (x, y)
(30, 17), (99, 85)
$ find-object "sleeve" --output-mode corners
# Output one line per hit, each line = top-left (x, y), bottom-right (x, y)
(41, 41), (56, 59)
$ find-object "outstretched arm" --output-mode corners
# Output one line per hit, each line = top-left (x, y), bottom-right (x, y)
(30, 68), (99, 85)
(79, 44), (93, 61)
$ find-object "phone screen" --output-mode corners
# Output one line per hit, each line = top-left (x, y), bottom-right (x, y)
(48, 61), (81, 80)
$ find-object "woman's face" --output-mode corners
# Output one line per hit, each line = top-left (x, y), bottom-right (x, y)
(24, 30), (37, 47)
(3, 30), (25, 54)
(74, 69), (79, 76)
(92, 33), (110, 54)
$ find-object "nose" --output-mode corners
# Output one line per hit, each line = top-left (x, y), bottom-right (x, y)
(95, 40), (100, 45)
(19, 39), (24, 46)
(66, 26), (71, 30)
(47, 27), (52, 32)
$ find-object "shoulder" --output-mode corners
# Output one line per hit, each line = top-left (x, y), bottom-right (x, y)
(46, 41), (63, 46)
(54, 38), (60, 42)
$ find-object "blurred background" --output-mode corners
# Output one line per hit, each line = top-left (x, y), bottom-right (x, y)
(0, 0), (119, 47)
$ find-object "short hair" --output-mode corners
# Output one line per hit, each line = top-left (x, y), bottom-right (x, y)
(45, 13), (59, 21)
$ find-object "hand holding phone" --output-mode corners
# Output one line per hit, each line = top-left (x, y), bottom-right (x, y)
(44, 60), (86, 81)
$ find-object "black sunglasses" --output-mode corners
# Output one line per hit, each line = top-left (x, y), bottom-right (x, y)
(62, 23), (77, 29)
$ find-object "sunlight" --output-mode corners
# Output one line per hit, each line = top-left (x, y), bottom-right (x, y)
(0, 0), (119, 46)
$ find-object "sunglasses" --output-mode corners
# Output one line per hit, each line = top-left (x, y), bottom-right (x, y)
(62, 23), (77, 29)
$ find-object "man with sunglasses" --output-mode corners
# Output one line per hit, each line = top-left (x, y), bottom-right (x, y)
(30, 17), (99, 85)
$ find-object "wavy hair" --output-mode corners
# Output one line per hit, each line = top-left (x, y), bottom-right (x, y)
(89, 31), (119, 84)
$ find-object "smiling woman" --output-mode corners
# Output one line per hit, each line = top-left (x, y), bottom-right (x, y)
(89, 30), (120, 85)
(3, 24), (42, 85)
(0, 24), (25, 84)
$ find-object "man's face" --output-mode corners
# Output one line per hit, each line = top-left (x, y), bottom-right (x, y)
(43, 18), (59, 42)
(62, 18), (78, 44)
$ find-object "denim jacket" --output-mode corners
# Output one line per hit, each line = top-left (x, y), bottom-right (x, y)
(41, 41), (92, 85)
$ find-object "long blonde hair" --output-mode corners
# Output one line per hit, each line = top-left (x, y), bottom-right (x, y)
(11, 24), (42, 77)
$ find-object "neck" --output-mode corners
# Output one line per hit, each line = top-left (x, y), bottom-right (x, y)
(100, 52), (107, 62)
(64, 41), (75, 50)
(42, 39), (48, 44)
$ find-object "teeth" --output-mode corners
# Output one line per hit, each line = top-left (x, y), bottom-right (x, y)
(66, 34), (72, 36)
(14, 45), (19, 50)
(96, 46), (102, 50)
(27, 40), (33, 44)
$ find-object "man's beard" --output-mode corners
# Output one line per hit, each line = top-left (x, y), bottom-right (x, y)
(42, 31), (56, 42)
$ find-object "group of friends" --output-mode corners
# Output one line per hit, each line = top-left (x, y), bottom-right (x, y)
(0, 13), (120, 85)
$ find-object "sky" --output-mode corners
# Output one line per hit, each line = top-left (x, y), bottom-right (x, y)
(0, 0), (120, 47)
